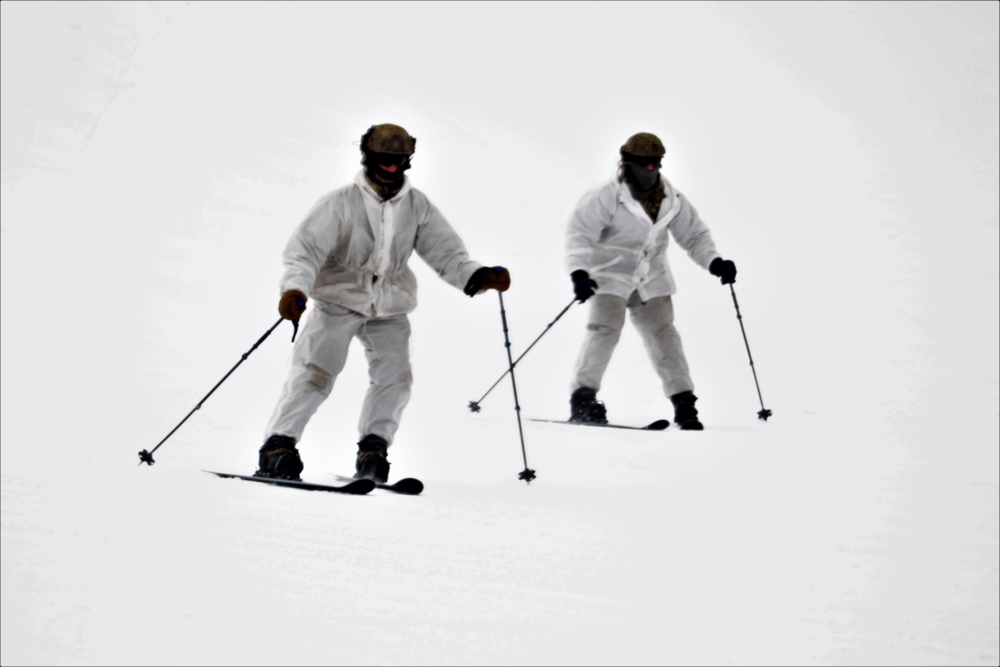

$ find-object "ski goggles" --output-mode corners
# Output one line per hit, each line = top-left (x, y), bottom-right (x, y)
(621, 152), (662, 169)
(367, 151), (412, 168)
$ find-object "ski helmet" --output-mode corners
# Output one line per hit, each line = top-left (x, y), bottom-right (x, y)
(620, 132), (665, 161)
(360, 123), (416, 198)
(361, 124), (416, 160)
(619, 132), (664, 194)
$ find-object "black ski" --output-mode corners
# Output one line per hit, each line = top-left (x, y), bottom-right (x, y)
(334, 475), (424, 495)
(205, 470), (375, 495)
(529, 418), (670, 431)
(376, 478), (424, 495)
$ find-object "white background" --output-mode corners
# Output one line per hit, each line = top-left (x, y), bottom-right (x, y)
(2, 2), (997, 665)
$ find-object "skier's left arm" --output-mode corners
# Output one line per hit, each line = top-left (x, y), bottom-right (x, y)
(670, 194), (737, 284)
(414, 201), (509, 296)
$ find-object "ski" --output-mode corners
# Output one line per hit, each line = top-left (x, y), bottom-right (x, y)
(529, 418), (670, 431)
(204, 470), (376, 495)
(376, 478), (424, 495)
(334, 475), (424, 495)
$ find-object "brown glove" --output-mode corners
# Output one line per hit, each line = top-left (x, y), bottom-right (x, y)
(278, 290), (308, 320)
(463, 266), (511, 297)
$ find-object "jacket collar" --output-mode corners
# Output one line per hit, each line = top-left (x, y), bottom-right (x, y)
(616, 175), (677, 223)
(355, 170), (412, 204)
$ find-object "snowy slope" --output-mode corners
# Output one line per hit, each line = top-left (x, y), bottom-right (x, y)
(2, 3), (998, 666)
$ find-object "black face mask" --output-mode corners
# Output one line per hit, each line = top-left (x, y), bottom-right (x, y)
(366, 163), (405, 185)
(364, 151), (411, 194)
(626, 162), (660, 191)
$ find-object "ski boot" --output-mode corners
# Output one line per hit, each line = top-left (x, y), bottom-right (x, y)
(254, 434), (305, 480)
(569, 387), (608, 424)
(670, 391), (704, 431)
(354, 434), (390, 484)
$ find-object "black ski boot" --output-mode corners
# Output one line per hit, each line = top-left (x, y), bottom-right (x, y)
(569, 387), (608, 424)
(671, 391), (704, 431)
(254, 434), (305, 480)
(354, 434), (390, 484)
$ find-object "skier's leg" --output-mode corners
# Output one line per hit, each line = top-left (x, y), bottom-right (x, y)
(628, 294), (694, 397)
(571, 294), (628, 392)
(264, 303), (363, 441)
(356, 313), (413, 446)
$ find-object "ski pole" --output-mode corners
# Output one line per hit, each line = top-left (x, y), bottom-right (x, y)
(727, 283), (772, 421)
(496, 292), (536, 483)
(468, 297), (576, 413)
(138, 316), (295, 466)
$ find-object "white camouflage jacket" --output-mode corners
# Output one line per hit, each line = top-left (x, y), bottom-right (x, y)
(280, 171), (483, 317)
(566, 175), (721, 301)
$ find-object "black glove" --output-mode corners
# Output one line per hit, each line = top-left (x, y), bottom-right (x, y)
(464, 266), (511, 297)
(571, 270), (598, 303)
(709, 258), (737, 285)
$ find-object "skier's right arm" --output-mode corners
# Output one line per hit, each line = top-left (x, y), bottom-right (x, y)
(278, 193), (343, 318)
(565, 187), (612, 301)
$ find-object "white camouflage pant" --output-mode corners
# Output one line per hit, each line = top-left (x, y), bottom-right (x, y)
(265, 301), (412, 446)
(572, 292), (694, 398)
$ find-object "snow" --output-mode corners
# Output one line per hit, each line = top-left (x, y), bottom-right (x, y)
(2, 2), (997, 665)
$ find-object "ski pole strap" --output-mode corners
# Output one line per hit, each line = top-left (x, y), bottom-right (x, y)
(291, 296), (306, 342)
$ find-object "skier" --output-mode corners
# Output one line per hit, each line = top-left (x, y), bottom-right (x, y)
(565, 132), (737, 430)
(255, 123), (511, 483)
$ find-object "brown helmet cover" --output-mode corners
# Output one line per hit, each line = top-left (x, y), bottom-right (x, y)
(363, 124), (416, 155)
(620, 132), (666, 158)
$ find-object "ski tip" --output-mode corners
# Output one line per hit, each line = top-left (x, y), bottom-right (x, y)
(646, 419), (671, 430)
(383, 477), (424, 495)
